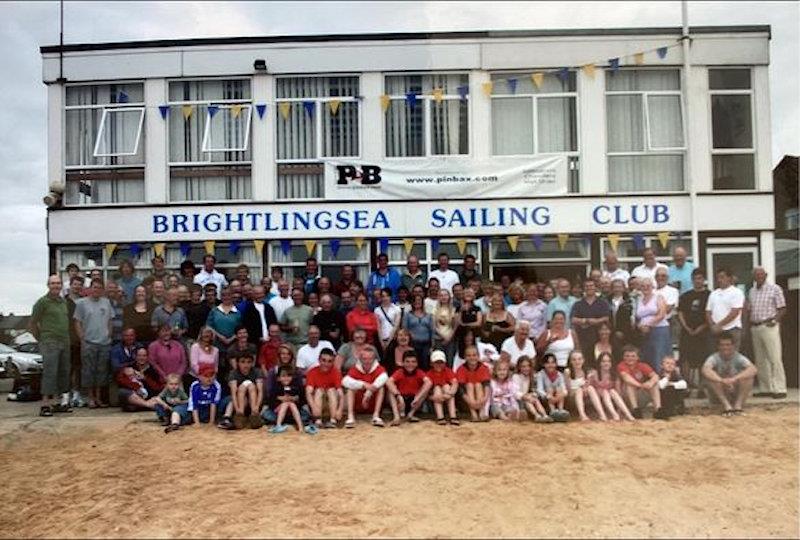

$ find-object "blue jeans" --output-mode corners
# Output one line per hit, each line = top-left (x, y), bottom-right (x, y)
(155, 403), (190, 425)
(261, 404), (311, 425)
(643, 326), (672, 373)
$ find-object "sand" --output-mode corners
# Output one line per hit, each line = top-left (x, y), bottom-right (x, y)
(0, 404), (797, 538)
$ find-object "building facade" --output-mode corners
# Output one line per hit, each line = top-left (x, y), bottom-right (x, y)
(41, 26), (775, 287)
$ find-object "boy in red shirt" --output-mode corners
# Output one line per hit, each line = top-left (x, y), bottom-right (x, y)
(304, 348), (344, 429)
(342, 346), (388, 428)
(387, 349), (431, 426)
(617, 345), (667, 420)
(456, 345), (491, 421)
(428, 350), (459, 425)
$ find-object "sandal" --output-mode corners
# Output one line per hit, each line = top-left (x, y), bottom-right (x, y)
(323, 420), (338, 429)
(304, 424), (319, 435)
(449, 418), (460, 426)
(164, 424), (180, 433)
(390, 418), (401, 427)
(52, 404), (73, 413)
(722, 409), (735, 418)
(732, 409), (745, 416)
(371, 417), (385, 428)
(39, 406), (53, 417)
(436, 417), (447, 426)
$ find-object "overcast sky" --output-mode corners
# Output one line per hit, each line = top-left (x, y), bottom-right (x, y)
(0, 1), (797, 314)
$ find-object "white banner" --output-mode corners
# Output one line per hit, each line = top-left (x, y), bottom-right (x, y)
(323, 156), (568, 200)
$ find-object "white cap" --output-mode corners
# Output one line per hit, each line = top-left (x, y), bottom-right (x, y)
(430, 350), (447, 363)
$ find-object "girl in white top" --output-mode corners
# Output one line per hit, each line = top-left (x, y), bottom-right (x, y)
(564, 350), (607, 422)
(512, 356), (551, 423)
(536, 310), (579, 369)
(453, 328), (498, 372)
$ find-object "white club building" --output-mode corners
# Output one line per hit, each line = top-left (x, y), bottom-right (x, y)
(41, 26), (775, 287)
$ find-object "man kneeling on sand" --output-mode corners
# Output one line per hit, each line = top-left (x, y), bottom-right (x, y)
(702, 332), (757, 417)
(342, 346), (388, 428)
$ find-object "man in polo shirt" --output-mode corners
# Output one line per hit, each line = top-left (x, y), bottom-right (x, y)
(428, 253), (460, 294)
(30, 275), (72, 417)
(667, 246), (695, 295)
(546, 279), (578, 328)
(746, 267), (787, 399)
(401, 255), (427, 293)
(630, 248), (668, 286)
(280, 288), (314, 348)
(617, 345), (667, 420)
(570, 279), (611, 364)
(366, 253), (402, 302)
(705, 268), (745, 350)
(702, 332), (758, 415)
(193, 255), (228, 299)
(500, 321), (536, 367)
(296, 325), (335, 373)
(602, 250), (630, 286)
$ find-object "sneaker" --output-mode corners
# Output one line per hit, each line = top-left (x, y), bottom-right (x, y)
(52, 403), (73, 414)
(217, 417), (234, 430)
(304, 424), (319, 435)
(248, 414), (263, 429)
(233, 414), (247, 430)
(534, 415), (554, 423)
(632, 407), (643, 420)
(269, 424), (289, 434)
(39, 406), (53, 417)
(164, 424), (180, 433)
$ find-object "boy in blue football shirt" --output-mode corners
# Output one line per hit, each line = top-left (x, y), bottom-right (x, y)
(188, 364), (221, 426)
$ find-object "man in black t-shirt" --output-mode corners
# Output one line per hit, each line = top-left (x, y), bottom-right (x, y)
(677, 268), (712, 390)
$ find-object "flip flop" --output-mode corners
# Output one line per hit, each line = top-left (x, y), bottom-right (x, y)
(390, 418), (401, 427)
(372, 417), (385, 428)
(304, 424), (319, 435)
(436, 417), (447, 426)
(407, 415), (420, 423)
(323, 420), (337, 429)
(345, 419), (356, 429)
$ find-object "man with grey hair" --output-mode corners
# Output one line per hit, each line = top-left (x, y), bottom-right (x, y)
(602, 250), (630, 285)
(342, 345), (388, 428)
(668, 245), (695, 295)
(500, 320), (536, 367)
(268, 279), (293, 321)
(746, 267), (787, 399)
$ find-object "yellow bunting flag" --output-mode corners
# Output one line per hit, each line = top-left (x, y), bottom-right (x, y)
(607, 234), (620, 253)
(582, 63), (596, 80)
(104, 243), (118, 259)
(380, 94), (391, 113)
(231, 104), (244, 118)
(481, 81), (493, 97)
(153, 243), (166, 258)
(354, 237), (365, 251)
(204, 241), (216, 255)
(456, 238), (467, 255)
(253, 240), (265, 257)
(279, 102), (291, 120)
(634, 52), (645, 65)
(328, 99), (342, 116)
(506, 235), (519, 253)
(402, 238), (415, 254)
(303, 240), (316, 256)
(557, 234), (569, 251)
(432, 88), (444, 103)
(657, 232), (671, 249)
(181, 105), (193, 119)
(531, 72), (544, 89)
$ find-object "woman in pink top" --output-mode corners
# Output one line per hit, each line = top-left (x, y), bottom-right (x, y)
(635, 279), (669, 372)
(190, 326), (219, 378)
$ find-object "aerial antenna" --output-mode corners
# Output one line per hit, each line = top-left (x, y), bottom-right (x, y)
(57, 0), (66, 84)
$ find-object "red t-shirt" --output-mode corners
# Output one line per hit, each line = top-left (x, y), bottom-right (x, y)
(617, 361), (654, 383)
(345, 363), (387, 385)
(456, 363), (491, 385)
(391, 368), (427, 396)
(305, 365), (342, 389)
(346, 309), (380, 344)
(427, 366), (456, 387)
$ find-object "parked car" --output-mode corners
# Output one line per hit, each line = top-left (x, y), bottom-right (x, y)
(0, 343), (43, 379)
(14, 342), (39, 354)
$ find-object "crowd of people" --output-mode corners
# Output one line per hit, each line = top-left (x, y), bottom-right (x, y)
(28, 245), (787, 434)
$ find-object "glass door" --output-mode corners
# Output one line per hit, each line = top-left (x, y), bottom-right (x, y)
(706, 246), (759, 293)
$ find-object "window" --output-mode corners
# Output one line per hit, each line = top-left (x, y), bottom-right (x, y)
(64, 83), (145, 205)
(709, 69), (755, 190)
(605, 70), (685, 192)
(598, 234), (693, 270)
(385, 73), (469, 157)
(276, 76), (360, 199)
(168, 79), (252, 202)
(490, 71), (579, 190)
(386, 240), (480, 276)
(269, 240), (370, 284)
(488, 237), (590, 284)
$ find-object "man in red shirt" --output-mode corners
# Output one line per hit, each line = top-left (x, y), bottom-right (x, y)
(304, 348), (344, 429)
(257, 324), (283, 372)
(617, 345), (667, 420)
(342, 346), (388, 428)
(456, 345), (491, 421)
(386, 349), (432, 425)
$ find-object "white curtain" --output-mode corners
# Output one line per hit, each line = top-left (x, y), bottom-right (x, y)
(538, 97), (577, 153)
(492, 97), (533, 155)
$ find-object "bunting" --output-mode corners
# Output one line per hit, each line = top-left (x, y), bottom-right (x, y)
(153, 243), (166, 258)
(531, 72), (544, 89)
(431, 238), (440, 254)
(380, 94), (391, 112)
(608, 58), (620, 72)
(104, 243), (117, 259)
(506, 78), (518, 94)
(280, 240), (292, 256)
(556, 68), (570, 82)
(207, 105), (220, 118)
(329, 239), (341, 258)
(378, 237), (390, 254)
(129, 243), (142, 258)
(181, 105), (193, 119)
(607, 234), (620, 252)
(158, 105), (169, 119)
(557, 234), (569, 251)
(118, 91), (129, 104)
(353, 238), (365, 251)
(455, 238), (467, 255)
(253, 240), (265, 257)
(582, 63), (596, 80)
(405, 92), (418, 107)
(657, 232), (671, 249)
(531, 234), (543, 251)
(231, 104), (244, 118)
(204, 240), (216, 255)
(432, 88), (444, 103)
(480, 237), (491, 250)
(506, 235), (520, 253)
(402, 238), (415, 254)
(632, 234), (646, 250)
(179, 242), (192, 258)
(302, 101), (315, 117)
(456, 85), (469, 100)
(255, 104), (267, 119)
(328, 99), (342, 115)
(279, 102), (291, 120)
(228, 240), (241, 255)
(481, 81), (493, 97)
(634, 52), (645, 65)
(303, 240), (316, 256)
(657, 46), (668, 59)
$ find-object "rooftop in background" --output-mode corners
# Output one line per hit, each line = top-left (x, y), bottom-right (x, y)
(40, 25), (771, 54)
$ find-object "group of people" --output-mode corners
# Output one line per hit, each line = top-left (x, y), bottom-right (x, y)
(27, 245), (787, 434)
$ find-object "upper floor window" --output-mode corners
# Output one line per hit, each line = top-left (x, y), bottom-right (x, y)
(384, 73), (469, 157)
(606, 69), (685, 192)
(167, 79), (252, 202)
(709, 68), (755, 190)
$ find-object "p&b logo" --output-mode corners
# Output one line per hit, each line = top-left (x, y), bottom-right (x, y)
(336, 165), (382, 185)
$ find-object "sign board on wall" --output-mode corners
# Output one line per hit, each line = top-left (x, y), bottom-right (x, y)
(323, 156), (568, 200)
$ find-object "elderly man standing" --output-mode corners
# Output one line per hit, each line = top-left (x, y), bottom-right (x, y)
(602, 250), (630, 286)
(747, 267), (787, 399)
(631, 247), (668, 286)
(401, 254), (427, 292)
(702, 332), (758, 416)
(667, 246), (695, 295)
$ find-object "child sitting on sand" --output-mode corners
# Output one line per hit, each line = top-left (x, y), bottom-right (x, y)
(456, 345), (491, 422)
(187, 365), (222, 427)
(588, 352), (635, 421)
(304, 348), (344, 429)
(270, 366), (314, 435)
(658, 356), (688, 418)
(565, 350), (607, 422)
(535, 354), (570, 422)
(387, 349), (431, 426)
(219, 352), (264, 431)
(489, 360), (521, 421)
(427, 350), (459, 426)
(512, 356), (551, 423)
(157, 373), (190, 433)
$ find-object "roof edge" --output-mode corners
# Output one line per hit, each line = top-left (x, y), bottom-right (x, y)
(40, 25), (772, 54)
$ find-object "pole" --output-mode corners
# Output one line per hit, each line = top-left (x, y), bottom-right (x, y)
(57, 0), (66, 83)
(681, 0), (699, 265)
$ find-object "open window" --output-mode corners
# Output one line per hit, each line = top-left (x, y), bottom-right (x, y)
(201, 104), (252, 153)
(92, 107), (145, 157)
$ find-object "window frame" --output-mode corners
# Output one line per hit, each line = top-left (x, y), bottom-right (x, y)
(200, 104), (253, 153)
(382, 71), (472, 159)
(92, 106), (146, 157)
(598, 234), (694, 269)
(267, 240), (371, 284)
(385, 239), (481, 276)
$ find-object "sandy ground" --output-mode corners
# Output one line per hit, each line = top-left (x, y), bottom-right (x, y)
(0, 403), (797, 538)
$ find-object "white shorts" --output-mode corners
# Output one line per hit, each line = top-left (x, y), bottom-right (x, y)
(240, 380), (254, 389)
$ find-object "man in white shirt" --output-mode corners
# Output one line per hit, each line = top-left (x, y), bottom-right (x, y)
(499, 321), (536, 367)
(295, 325), (334, 372)
(654, 268), (679, 321)
(268, 280), (294, 322)
(630, 247), (668, 286)
(193, 255), (228, 298)
(428, 253), (460, 294)
(705, 268), (745, 350)
(602, 250), (630, 286)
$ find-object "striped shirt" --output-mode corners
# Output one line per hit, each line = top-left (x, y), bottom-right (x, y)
(747, 282), (786, 323)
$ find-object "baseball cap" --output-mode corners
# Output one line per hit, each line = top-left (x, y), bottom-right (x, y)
(430, 350), (446, 363)
(198, 365), (216, 378)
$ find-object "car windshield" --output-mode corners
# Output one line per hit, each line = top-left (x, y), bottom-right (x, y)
(0, 344), (15, 354)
